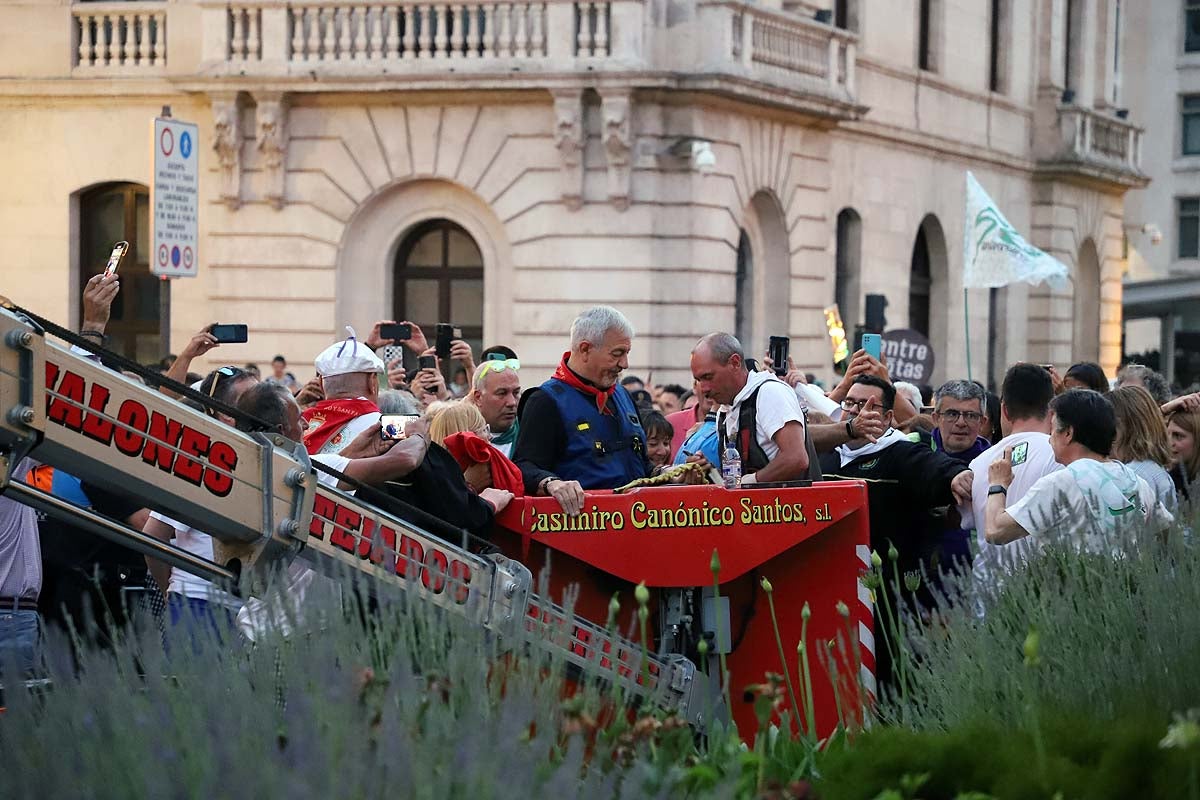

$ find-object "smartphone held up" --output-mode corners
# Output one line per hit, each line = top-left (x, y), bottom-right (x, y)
(379, 323), (412, 342)
(861, 333), (882, 361)
(209, 324), (248, 344)
(380, 414), (420, 440)
(768, 336), (790, 376)
(435, 323), (461, 359)
(103, 241), (129, 278)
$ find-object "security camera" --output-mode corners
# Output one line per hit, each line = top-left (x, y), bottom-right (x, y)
(691, 141), (716, 173)
(1142, 223), (1163, 246)
(664, 137), (717, 173)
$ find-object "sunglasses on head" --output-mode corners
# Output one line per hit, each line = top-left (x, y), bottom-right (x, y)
(205, 366), (246, 414)
(479, 358), (520, 379)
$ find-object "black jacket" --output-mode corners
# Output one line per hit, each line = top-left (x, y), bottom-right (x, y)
(382, 444), (495, 544)
(819, 438), (967, 576)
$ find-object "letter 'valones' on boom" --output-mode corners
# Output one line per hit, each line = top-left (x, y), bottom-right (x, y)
(0, 307), (701, 722)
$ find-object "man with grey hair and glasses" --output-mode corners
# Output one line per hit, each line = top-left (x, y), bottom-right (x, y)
(927, 379), (992, 575)
(512, 306), (651, 515)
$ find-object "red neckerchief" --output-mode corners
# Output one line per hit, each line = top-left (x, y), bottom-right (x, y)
(552, 352), (615, 414)
(302, 398), (379, 453)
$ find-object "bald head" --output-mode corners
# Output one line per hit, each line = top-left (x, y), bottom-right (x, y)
(693, 332), (744, 365)
(691, 332), (749, 406)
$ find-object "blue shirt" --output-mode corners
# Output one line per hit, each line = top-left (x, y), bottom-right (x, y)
(673, 413), (720, 467)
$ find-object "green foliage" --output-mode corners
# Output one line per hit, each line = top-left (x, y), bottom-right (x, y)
(817, 714), (1194, 800)
(0, 568), (737, 799)
(888, 538), (1200, 730)
(5, 531), (1198, 798)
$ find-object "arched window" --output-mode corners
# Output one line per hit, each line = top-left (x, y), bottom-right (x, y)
(835, 208), (862, 328)
(735, 230), (753, 347)
(1073, 238), (1101, 362)
(393, 219), (484, 372)
(909, 226), (932, 336)
(79, 182), (163, 362)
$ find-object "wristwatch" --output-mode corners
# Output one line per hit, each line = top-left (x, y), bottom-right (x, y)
(537, 475), (559, 495)
(845, 419), (855, 439)
(987, 484), (1008, 497)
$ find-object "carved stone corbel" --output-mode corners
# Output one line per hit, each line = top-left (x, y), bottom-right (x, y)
(600, 90), (632, 212)
(210, 92), (243, 210)
(254, 92), (290, 211)
(552, 90), (584, 212)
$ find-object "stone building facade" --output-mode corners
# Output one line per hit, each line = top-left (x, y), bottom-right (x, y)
(0, 0), (1146, 387)
(1121, 0), (1200, 387)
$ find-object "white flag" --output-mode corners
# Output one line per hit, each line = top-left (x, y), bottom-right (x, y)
(962, 172), (1070, 290)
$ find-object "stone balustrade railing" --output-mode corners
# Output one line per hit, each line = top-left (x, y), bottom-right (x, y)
(61, 0), (858, 110)
(210, 0), (624, 69)
(72, 3), (168, 72)
(696, 1), (856, 100)
(1059, 106), (1142, 173)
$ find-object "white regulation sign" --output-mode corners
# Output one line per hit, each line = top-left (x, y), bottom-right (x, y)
(151, 116), (199, 278)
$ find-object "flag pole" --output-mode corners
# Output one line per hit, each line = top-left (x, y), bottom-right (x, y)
(964, 287), (973, 382)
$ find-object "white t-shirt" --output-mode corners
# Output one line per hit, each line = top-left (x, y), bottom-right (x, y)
(236, 453), (348, 641)
(963, 432), (1062, 582)
(722, 371), (806, 465)
(794, 383), (841, 420)
(1126, 460), (1178, 517)
(153, 453), (350, 613)
(149, 511), (243, 610)
(1007, 458), (1172, 554)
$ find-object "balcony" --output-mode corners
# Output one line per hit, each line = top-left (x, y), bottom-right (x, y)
(1036, 104), (1148, 190)
(55, 0), (860, 121)
(680, 1), (857, 110)
(72, 3), (169, 75)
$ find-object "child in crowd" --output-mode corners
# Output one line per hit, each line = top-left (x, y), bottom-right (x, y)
(640, 411), (674, 471)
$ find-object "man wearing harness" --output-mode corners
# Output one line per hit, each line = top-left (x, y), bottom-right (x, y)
(512, 306), (651, 515)
(690, 332), (820, 484)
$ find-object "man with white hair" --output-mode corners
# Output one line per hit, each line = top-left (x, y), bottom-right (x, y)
(303, 327), (385, 455)
(512, 306), (650, 514)
(468, 357), (522, 457)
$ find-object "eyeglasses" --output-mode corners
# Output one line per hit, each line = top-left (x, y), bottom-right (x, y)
(479, 358), (520, 380)
(937, 409), (984, 424)
(840, 398), (890, 412)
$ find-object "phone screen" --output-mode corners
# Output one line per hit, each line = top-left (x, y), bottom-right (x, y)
(103, 241), (129, 278)
(435, 323), (456, 359)
(379, 323), (411, 341)
(210, 324), (249, 344)
(1010, 441), (1029, 466)
(380, 414), (420, 440)
(768, 336), (789, 376)
(862, 333), (882, 361)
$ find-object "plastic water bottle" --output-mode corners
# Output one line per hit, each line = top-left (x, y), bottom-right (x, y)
(722, 444), (742, 489)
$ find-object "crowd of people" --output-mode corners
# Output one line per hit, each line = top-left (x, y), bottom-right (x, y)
(2, 271), (1198, 688)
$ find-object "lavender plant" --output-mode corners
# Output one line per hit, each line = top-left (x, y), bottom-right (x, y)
(0, 562), (740, 800)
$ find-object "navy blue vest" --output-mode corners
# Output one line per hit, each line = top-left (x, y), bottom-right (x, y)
(541, 378), (648, 489)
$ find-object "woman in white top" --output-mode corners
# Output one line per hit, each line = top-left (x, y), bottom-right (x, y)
(1109, 385), (1178, 517)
